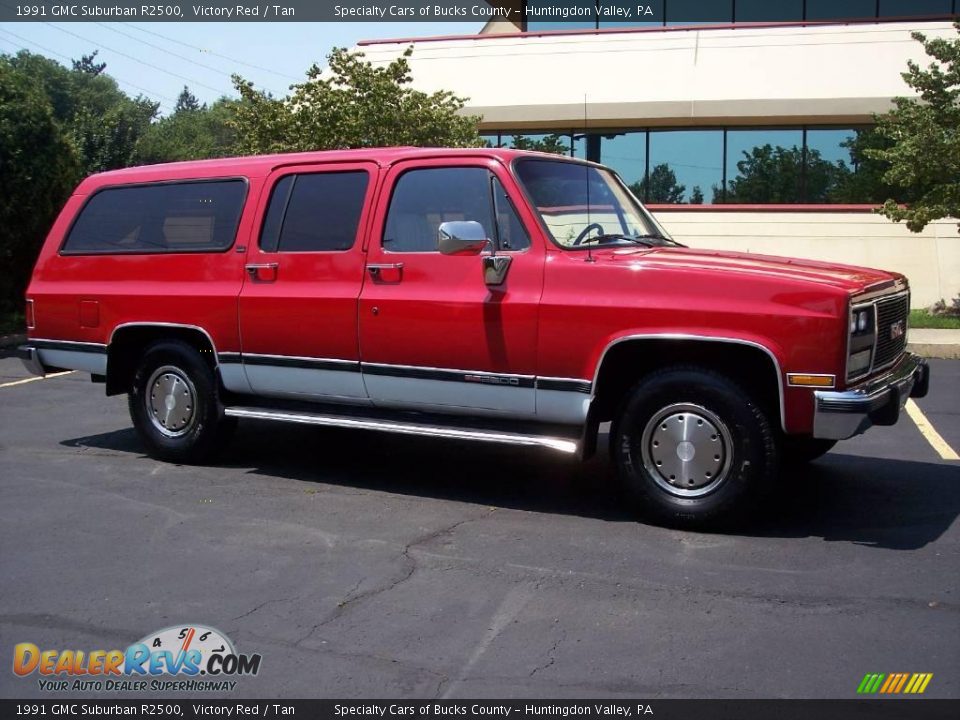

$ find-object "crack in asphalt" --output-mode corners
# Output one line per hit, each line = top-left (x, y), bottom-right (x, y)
(529, 627), (567, 678)
(293, 512), (491, 647)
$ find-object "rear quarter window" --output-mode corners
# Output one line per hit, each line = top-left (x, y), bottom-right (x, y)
(61, 179), (247, 255)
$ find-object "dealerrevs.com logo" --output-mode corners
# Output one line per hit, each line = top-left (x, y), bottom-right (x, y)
(13, 625), (261, 693)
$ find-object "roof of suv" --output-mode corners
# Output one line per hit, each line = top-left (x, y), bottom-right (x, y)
(77, 147), (572, 192)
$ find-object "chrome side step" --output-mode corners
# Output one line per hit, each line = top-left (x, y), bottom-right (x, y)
(224, 406), (579, 454)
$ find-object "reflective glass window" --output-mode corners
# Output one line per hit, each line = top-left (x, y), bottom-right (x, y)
(649, 130), (723, 203)
(735, 0), (803, 22)
(724, 129), (804, 203)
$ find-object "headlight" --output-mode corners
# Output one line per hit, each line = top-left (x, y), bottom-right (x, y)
(847, 305), (876, 380)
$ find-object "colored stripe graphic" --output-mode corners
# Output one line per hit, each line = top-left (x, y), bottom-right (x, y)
(857, 673), (933, 694)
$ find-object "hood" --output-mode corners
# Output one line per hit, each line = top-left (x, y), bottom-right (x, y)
(601, 246), (900, 294)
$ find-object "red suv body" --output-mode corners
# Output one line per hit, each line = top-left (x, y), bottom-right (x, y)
(19, 147), (929, 524)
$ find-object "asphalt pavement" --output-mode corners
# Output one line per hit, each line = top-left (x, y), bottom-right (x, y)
(0, 354), (957, 699)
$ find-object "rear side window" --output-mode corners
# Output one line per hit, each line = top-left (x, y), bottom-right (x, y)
(259, 171), (369, 252)
(62, 180), (246, 254)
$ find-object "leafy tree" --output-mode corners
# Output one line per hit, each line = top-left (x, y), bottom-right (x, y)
(231, 47), (482, 153)
(5, 50), (158, 175)
(175, 86), (202, 113)
(867, 20), (960, 232)
(72, 51), (105, 76)
(508, 134), (569, 155)
(0, 61), (79, 315)
(689, 186), (704, 205)
(134, 98), (238, 164)
(630, 163), (686, 203)
(721, 144), (850, 203)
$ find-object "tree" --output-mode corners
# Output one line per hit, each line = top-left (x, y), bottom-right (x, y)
(0, 61), (79, 315)
(231, 47), (482, 153)
(721, 144), (850, 203)
(175, 86), (202, 113)
(72, 51), (105, 76)
(134, 98), (238, 164)
(5, 50), (158, 175)
(630, 164), (685, 203)
(508, 134), (569, 155)
(690, 186), (704, 205)
(867, 20), (960, 232)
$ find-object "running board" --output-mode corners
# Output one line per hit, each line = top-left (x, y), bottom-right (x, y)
(223, 406), (580, 454)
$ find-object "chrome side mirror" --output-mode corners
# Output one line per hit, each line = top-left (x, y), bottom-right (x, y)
(438, 221), (488, 256)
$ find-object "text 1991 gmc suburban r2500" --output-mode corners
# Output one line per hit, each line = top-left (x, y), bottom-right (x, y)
(18, 147), (930, 525)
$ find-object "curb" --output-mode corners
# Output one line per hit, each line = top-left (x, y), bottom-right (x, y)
(907, 342), (960, 360)
(0, 333), (26, 350)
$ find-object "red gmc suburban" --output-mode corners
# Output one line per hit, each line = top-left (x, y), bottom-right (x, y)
(18, 147), (930, 525)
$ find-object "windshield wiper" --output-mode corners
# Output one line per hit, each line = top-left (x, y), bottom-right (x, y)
(580, 233), (659, 247)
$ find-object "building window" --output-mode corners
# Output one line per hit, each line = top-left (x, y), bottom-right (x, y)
(878, 0), (954, 17)
(599, 131), (647, 196)
(725, 129), (804, 203)
(734, 0), (803, 22)
(805, 0), (877, 21)
(503, 132), (576, 155)
(649, 130), (723, 203)
(665, 0), (733, 25)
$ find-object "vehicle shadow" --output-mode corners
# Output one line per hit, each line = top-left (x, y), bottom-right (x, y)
(62, 422), (960, 550)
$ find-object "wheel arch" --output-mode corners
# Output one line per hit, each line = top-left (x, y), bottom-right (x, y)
(106, 322), (219, 396)
(589, 334), (786, 433)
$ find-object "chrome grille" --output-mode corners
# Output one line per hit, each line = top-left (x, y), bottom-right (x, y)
(874, 293), (909, 369)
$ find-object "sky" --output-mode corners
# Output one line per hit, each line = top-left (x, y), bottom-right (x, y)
(0, 21), (483, 115)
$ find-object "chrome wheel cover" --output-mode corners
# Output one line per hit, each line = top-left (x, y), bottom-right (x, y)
(146, 365), (197, 438)
(639, 403), (733, 498)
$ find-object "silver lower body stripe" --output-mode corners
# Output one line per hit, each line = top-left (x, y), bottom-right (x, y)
(223, 406), (579, 454)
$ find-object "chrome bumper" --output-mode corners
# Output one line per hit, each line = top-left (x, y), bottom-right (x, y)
(15, 345), (47, 377)
(813, 353), (930, 440)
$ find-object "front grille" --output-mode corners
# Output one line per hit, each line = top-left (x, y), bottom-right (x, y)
(874, 293), (909, 369)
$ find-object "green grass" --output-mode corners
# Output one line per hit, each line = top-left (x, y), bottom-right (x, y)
(910, 309), (960, 330)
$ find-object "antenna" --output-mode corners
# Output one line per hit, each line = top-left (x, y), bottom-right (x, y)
(584, 93), (595, 263)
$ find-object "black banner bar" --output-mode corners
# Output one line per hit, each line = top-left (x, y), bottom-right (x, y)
(0, 2), (665, 24)
(1, 700), (959, 720)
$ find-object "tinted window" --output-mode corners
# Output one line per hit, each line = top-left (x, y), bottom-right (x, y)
(384, 168), (496, 253)
(491, 177), (530, 251)
(63, 180), (245, 254)
(261, 172), (368, 253)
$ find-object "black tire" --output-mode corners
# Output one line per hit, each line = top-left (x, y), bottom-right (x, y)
(612, 366), (778, 527)
(128, 340), (235, 463)
(780, 436), (836, 466)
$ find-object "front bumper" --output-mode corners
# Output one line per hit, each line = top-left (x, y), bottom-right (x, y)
(812, 353), (930, 440)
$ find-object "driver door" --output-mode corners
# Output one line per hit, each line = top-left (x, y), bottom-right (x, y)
(358, 158), (544, 418)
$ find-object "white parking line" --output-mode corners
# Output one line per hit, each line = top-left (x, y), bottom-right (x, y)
(905, 399), (960, 461)
(0, 370), (74, 389)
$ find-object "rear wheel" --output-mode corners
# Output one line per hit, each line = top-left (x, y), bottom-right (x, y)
(128, 340), (234, 463)
(612, 366), (778, 526)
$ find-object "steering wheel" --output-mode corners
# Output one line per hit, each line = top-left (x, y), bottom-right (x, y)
(572, 223), (605, 246)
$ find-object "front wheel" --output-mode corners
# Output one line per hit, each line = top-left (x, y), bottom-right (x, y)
(128, 340), (234, 463)
(612, 367), (778, 526)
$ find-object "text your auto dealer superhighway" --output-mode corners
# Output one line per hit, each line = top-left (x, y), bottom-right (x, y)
(334, 4), (515, 18)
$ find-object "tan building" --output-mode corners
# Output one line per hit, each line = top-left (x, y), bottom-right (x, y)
(357, 1), (959, 307)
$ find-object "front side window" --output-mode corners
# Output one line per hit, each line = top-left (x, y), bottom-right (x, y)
(514, 159), (674, 249)
(259, 171), (368, 252)
(383, 167), (529, 253)
(62, 180), (246, 254)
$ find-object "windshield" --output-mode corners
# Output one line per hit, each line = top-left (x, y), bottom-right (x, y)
(514, 158), (677, 249)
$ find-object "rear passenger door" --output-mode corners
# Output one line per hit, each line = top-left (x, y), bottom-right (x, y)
(237, 162), (377, 400)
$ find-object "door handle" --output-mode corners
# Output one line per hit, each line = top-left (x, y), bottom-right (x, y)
(245, 263), (279, 282)
(367, 263), (404, 282)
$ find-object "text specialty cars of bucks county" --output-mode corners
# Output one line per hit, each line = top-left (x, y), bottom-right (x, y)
(17, 147), (930, 525)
